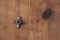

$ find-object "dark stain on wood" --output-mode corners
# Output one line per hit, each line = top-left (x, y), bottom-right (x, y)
(42, 8), (53, 20)
(36, 19), (39, 23)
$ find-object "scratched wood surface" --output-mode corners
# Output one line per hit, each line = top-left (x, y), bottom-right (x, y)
(0, 0), (29, 40)
(29, 0), (60, 40)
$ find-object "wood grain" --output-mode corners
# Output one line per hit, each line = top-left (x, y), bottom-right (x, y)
(0, 0), (60, 40)
(0, 0), (29, 40)
(29, 0), (60, 40)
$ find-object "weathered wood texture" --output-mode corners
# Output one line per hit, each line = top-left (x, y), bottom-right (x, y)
(29, 0), (60, 40)
(0, 0), (60, 40)
(0, 0), (29, 40)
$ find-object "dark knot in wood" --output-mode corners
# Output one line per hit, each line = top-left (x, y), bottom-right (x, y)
(42, 8), (52, 20)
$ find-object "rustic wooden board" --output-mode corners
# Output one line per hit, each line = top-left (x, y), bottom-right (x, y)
(0, 0), (29, 40)
(29, 0), (60, 40)
(0, 0), (60, 40)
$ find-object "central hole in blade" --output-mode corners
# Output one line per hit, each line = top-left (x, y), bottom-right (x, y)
(17, 21), (20, 23)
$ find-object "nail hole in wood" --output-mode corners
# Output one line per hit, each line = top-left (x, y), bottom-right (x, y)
(37, 19), (39, 23)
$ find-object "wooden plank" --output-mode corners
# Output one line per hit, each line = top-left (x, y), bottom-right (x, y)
(17, 0), (29, 40)
(47, 0), (60, 40)
(0, 0), (29, 40)
(29, 0), (45, 40)
(29, 0), (60, 40)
